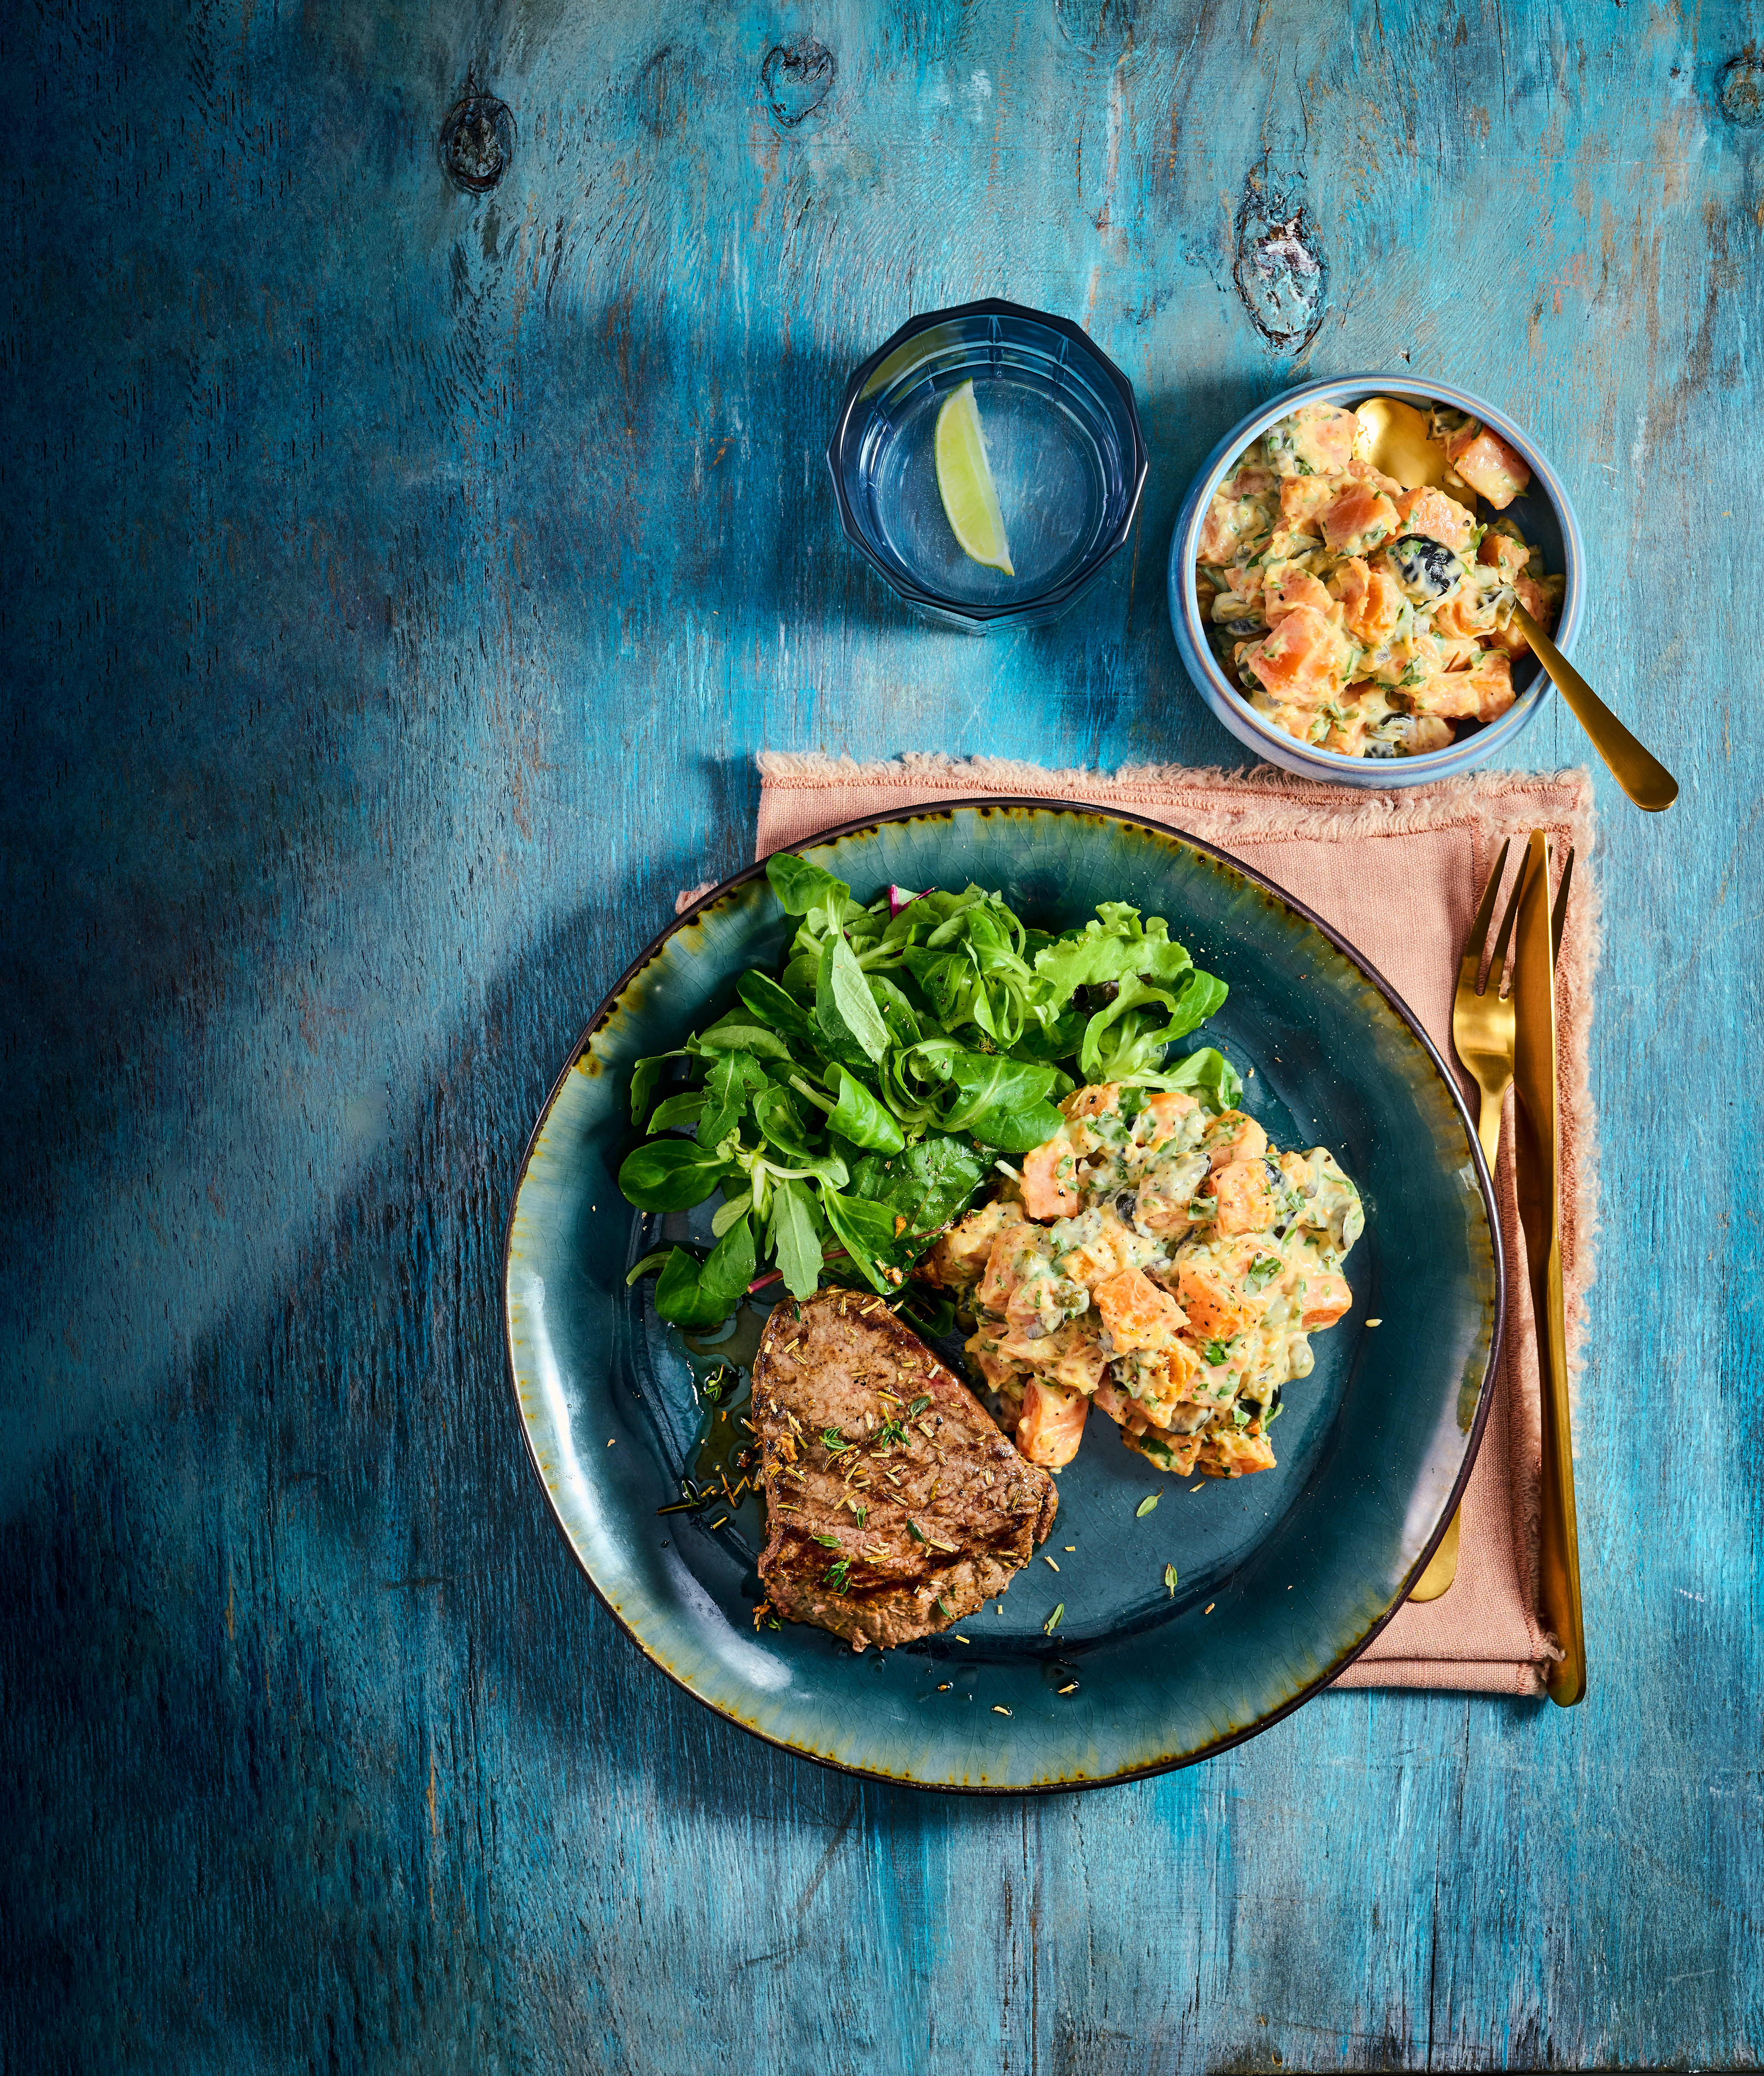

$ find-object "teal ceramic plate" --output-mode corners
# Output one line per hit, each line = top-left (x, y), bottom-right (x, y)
(503, 802), (1502, 1791)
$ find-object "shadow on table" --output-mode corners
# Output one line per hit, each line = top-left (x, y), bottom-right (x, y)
(1, 826), (1557, 2071)
(1, 289), (1309, 2066)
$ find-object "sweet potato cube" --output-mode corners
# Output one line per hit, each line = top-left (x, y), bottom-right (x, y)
(1093, 1267), (1186, 1356)
(1320, 481), (1399, 556)
(1393, 486), (1476, 553)
(1278, 476), (1335, 529)
(1174, 1261), (1265, 1341)
(1411, 654), (1514, 723)
(1021, 1136), (1081, 1220)
(1214, 1159), (1278, 1235)
(1444, 426), (1531, 509)
(977, 1226), (1032, 1312)
(1242, 605), (1349, 708)
(1198, 1429), (1279, 1478)
(1206, 1110), (1269, 1170)
(1263, 568), (1336, 623)
(1015, 1379), (1091, 1469)
(1138, 1088), (1198, 1153)
(1299, 1271), (1353, 1330)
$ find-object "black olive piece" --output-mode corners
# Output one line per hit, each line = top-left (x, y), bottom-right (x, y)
(1114, 1190), (1140, 1221)
(1225, 617), (1265, 635)
(1387, 535), (1462, 601)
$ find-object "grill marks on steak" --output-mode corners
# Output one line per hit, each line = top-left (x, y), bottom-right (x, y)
(754, 1290), (1058, 1651)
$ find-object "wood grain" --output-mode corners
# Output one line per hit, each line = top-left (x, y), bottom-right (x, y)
(3, 0), (1761, 2067)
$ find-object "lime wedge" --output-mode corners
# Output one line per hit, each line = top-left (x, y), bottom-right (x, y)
(934, 380), (1014, 575)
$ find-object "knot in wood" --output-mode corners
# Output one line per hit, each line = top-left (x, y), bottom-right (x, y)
(761, 37), (835, 132)
(1233, 172), (1327, 355)
(1718, 52), (1763, 126)
(439, 92), (515, 192)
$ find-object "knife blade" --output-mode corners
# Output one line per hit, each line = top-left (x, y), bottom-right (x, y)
(1509, 830), (1587, 1705)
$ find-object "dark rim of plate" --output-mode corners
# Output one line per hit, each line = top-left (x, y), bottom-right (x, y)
(500, 798), (1508, 1793)
(824, 298), (1151, 624)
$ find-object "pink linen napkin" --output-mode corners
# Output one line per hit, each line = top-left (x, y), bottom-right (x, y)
(740, 753), (1599, 1696)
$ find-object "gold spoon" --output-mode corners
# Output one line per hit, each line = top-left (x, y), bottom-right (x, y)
(1355, 397), (1679, 813)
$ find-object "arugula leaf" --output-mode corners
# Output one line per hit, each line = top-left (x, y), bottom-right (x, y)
(618, 1138), (728, 1212)
(865, 971), (923, 1050)
(766, 851), (851, 918)
(653, 1239), (746, 1324)
(652, 1247), (711, 1323)
(698, 1212), (757, 1317)
(768, 1177), (824, 1299)
(817, 934), (890, 1065)
(649, 1215), (756, 1329)
(693, 1016), (794, 1062)
(819, 1187), (899, 1295)
(849, 1134), (990, 1235)
(751, 1082), (821, 1165)
(901, 945), (974, 1029)
(827, 1066), (906, 1154)
(697, 1048), (770, 1148)
(939, 1050), (1064, 1152)
(628, 1050), (687, 1126)
(894, 1286), (955, 1337)
(646, 1090), (707, 1132)
(736, 968), (820, 1049)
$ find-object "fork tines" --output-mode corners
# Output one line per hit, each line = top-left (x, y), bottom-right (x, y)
(1465, 836), (1526, 997)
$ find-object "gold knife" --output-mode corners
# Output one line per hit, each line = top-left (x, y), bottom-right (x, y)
(1509, 830), (1587, 1705)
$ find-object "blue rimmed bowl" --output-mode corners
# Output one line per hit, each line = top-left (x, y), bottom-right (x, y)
(503, 802), (1503, 1791)
(1168, 375), (1585, 787)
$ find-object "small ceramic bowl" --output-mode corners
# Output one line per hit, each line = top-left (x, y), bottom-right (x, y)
(1167, 374), (1585, 788)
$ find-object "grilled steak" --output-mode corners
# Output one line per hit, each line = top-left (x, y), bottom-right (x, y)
(753, 1289), (1058, 1651)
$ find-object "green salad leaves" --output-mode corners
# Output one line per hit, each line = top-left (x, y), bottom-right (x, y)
(619, 857), (1240, 1327)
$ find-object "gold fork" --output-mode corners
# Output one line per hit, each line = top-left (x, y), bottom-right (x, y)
(1413, 842), (1577, 1604)
(1410, 837), (1531, 1603)
(1452, 837), (1526, 1170)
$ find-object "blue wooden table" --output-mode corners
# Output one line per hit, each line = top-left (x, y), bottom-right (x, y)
(5, 3), (1760, 2068)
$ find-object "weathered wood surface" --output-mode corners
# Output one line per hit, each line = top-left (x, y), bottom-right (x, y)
(3, 1), (1761, 2068)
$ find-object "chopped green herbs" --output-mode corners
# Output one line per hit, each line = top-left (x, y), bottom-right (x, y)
(936, 1596), (954, 1619)
(906, 1394), (932, 1417)
(906, 1520), (929, 1544)
(1164, 1564), (1178, 1597)
(812, 1533), (842, 1547)
(820, 1427), (853, 1454)
(1044, 1603), (1064, 1635)
(1201, 1339), (1234, 1367)
(823, 1559), (852, 1593)
(1245, 1254), (1284, 1290)
(876, 1419), (909, 1447)
(1135, 1493), (1160, 1518)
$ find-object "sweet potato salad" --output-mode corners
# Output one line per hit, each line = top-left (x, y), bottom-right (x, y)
(922, 1081), (1363, 1480)
(1195, 400), (1565, 758)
